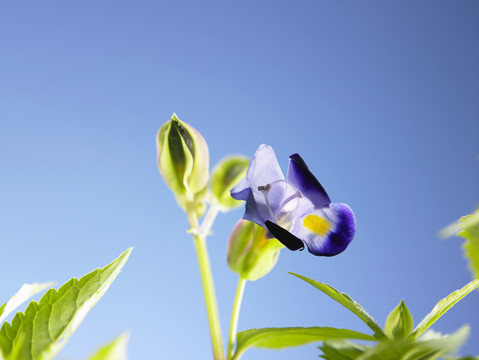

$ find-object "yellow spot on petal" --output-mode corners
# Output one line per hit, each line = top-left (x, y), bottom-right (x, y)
(302, 215), (331, 236)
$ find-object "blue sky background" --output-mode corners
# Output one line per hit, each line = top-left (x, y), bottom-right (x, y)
(1, 1), (478, 359)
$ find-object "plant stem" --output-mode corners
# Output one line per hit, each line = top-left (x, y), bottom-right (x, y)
(199, 204), (220, 238)
(187, 203), (225, 360)
(227, 277), (247, 360)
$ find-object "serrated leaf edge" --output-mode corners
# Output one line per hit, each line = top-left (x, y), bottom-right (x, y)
(234, 326), (376, 360)
(411, 280), (479, 339)
(0, 248), (132, 360)
(289, 273), (387, 340)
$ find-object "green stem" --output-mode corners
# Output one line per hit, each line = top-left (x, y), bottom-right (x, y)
(187, 204), (225, 360)
(227, 277), (247, 360)
(199, 204), (220, 238)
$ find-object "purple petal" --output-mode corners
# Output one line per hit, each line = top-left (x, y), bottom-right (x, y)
(242, 191), (269, 226)
(246, 144), (284, 190)
(291, 203), (355, 256)
(231, 144), (285, 225)
(231, 145), (284, 202)
(286, 154), (330, 208)
(230, 176), (250, 201)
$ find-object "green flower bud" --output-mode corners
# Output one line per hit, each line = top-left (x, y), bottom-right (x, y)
(210, 156), (249, 211)
(157, 114), (209, 204)
(227, 220), (284, 281)
(384, 299), (414, 340)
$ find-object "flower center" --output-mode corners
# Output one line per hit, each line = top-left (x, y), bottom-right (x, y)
(257, 184), (277, 222)
(258, 181), (302, 227)
(276, 190), (302, 224)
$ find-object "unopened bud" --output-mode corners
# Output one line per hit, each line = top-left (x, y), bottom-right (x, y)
(210, 156), (249, 211)
(157, 114), (209, 205)
(227, 220), (283, 281)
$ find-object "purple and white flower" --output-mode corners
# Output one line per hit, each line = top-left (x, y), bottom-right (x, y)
(230, 144), (355, 256)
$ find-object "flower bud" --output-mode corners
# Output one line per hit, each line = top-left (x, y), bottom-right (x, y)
(157, 114), (209, 203)
(227, 220), (284, 281)
(384, 300), (414, 340)
(210, 156), (249, 211)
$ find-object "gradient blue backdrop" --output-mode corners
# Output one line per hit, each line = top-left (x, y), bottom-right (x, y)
(1, 1), (478, 359)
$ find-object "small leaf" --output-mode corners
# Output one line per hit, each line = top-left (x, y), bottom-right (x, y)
(0, 248), (132, 360)
(384, 300), (414, 340)
(0, 283), (54, 325)
(410, 279), (479, 339)
(290, 273), (386, 339)
(89, 332), (129, 360)
(233, 327), (376, 360)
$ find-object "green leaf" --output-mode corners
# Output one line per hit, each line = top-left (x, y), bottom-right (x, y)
(89, 332), (129, 360)
(356, 341), (437, 360)
(464, 237), (479, 280)
(319, 340), (370, 360)
(0, 248), (132, 360)
(290, 273), (386, 339)
(459, 211), (479, 279)
(384, 300), (414, 340)
(410, 279), (479, 339)
(418, 325), (470, 353)
(441, 209), (479, 279)
(440, 209), (479, 239)
(356, 325), (469, 360)
(233, 327), (376, 360)
(0, 283), (54, 325)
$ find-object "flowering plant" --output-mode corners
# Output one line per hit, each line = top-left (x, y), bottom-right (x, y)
(156, 114), (479, 360)
(0, 114), (477, 360)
